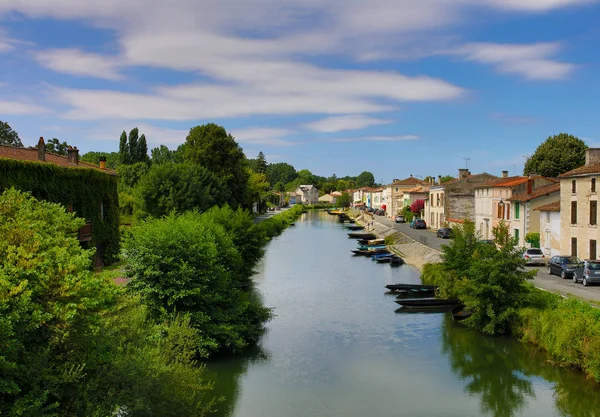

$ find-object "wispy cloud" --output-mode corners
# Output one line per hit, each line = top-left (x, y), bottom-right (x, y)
(0, 100), (49, 115)
(489, 112), (539, 125)
(305, 114), (393, 133)
(230, 127), (299, 147)
(454, 42), (575, 80)
(329, 135), (419, 142)
(35, 48), (123, 80)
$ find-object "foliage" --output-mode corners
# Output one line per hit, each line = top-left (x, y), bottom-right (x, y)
(337, 192), (351, 208)
(400, 205), (414, 221)
(80, 151), (121, 169)
(124, 211), (273, 354)
(0, 159), (120, 263)
(184, 123), (249, 208)
(523, 133), (587, 177)
(119, 128), (150, 165)
(356, 171), (375, 187)
(257, 205), (305, 239)
(440, 175), (455, 183)
(410, 199), (425, 214)
(0, 121), (22, 147)
(151, 144), (184, 165)
(246, 169), (271, 211)
(266, 162), (297, 186)
(383, 234), (396, 245)
(248, 151), (268, 174)
(45, 138), (70, 156)
(134, 162), (226, 219)
(116, 161), (150, 192)
(525, 232), (540, 248)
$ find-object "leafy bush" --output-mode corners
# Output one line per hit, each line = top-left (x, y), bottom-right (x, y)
(525, 232), (540, 248)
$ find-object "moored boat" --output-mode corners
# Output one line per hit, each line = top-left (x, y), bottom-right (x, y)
(345, 225), (365, 231)
(385, 283), (437, 291)
(451, 306), (472, 321)
(372, 253), (394, 260)
(368, 238), (385, 245)
(390, 257), (404, 266)
(395, 298), (461, 309)
(357, 244), (386, 250)
(348, 233), (377, 239)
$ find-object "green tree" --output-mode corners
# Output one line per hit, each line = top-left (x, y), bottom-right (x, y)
(337, 192), (351, 207)
(80, 151), (121, 169)
(440, 175), (455, 183)
(128, 127), (139, 163)
(45, 138), (70, 155)
(151, 144), (183, 165)
(255, 151), (268, 174)
(356, 171), (375, 187)
(246, 169), (271, 212)
(138, 133), (149, 164)
(116, 162), (151, 191)
(119, 130), (129, 164)
(0, 121), (23, 147)
(266, 162), (297, 185)
(134, 162), (227, 219)
(183, 123), (249, 208)
(524, 133), (587, 177)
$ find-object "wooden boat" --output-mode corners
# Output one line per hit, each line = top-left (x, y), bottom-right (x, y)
(385, 283), (437, 291)
(328, 209), (344, 215)
(358, 245), (386, 250)
(390, 257), (404, 267)
(345, 225), (365, 231)
(376, 255), (401, 264)
(395, 298), (461, 309)
(451, 306), (472, 321)
(394, 287), (435, 295)
(352, 249), (388, 256)
(368, 238), (385, 245)
(372, 253), (394, 260)
(348, 233), (377, 239)
(348, 219), (356, 223)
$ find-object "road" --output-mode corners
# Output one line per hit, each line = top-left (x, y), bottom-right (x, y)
(371, 214), (600, 303)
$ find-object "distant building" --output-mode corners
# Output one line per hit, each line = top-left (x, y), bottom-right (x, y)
(318, 194), (337, 204)
(535, 201), (561, 257)
(295, 184), (319, 204)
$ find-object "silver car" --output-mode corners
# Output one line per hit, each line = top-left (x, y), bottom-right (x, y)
(522, 248), (546, 266)
(573, 260), (600, 286)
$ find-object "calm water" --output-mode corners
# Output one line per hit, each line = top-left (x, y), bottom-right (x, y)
(205, 211), (600, 417)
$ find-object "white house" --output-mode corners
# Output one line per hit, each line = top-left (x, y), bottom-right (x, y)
(535, 201), (561, 257)
(318, 194), (337, 204)
(295, 185), (319, 204)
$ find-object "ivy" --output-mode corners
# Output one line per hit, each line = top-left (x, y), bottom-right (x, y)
(0, 158), (120, 264)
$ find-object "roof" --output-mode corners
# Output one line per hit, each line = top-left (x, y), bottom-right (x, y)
(534, 201), (561, 212)
(391, 176), (426, 186)
(0, 145), (117, 175)
(509, 182), (560, 203)
(405, 185), (429, 193)
(299, 184), (316, 190)
(443, 172), (495, 186)
(476, 175), (557, 189)
(559, 162), (600, 178)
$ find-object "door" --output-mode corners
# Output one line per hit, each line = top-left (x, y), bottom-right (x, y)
(591, 240), (597, 260)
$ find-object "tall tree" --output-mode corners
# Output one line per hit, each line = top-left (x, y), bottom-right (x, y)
(119, 130), (129, 164)
(356, 171), (375, 187)
(183, 123), (249, 208)
(255, 151), (267, 174)
(266, 162), (297, 185)
(441, 175), (455, 183)
(524, 133), (587, 177)
(0, 121), (23, 147)
(45, 138), (70, 156)
(81, 151), (121, 169)
(151, 144), (183, 165)
(138, 134), (149, 163)
(128, 128), (139, 163)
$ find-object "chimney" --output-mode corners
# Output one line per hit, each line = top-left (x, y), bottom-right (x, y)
(438, 175), (442, 185)
(527, 173), (533, 194)
(99, 156), (107, 170)
(37, 137), (46, 161)
(67, 146), (79, 165)
(502, 170), (508, 178)
(458, 169), (468, 180)
(585, 148), (600, 165)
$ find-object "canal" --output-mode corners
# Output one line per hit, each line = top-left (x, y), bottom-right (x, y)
(206, 211), (600, 417)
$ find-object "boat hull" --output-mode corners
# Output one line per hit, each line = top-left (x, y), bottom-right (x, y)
(385, 283), (437, 291)
(395, 298), (461, 309)
(348, 233), (377, 239)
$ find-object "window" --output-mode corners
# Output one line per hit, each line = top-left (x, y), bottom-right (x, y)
(497, 203), (504, 219)
(572, 180), (577, 193)
(571, 201), (577, 224)
(591, 240), (597, 260)
(546, 212), (550, 222)
(395, 188), (398, 192)
(572, 237), (578, 257)
(591, 201), (597, 225)
(593, 178), (597, 193)
(506, 203), (510, 220)
(514, 228), (520, 242)
(515, 202), (520, 220)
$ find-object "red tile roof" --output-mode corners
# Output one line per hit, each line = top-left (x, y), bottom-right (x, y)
(534, 201), (560, 212)
(392, 176), (426, 186)
(559, 162), (600, 178)
(0, 145), (117, 175)
(476, 175), (557, 189)
(509, 182), (560, 203)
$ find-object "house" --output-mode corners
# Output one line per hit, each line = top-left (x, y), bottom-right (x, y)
(402, 185), (429, 209)
(558, 148), (600, 259)
(352, 186), (376, 208)
(535, 201), (561, 257)
(371, 187), (385, 211)
(318, 193), (337, 204)
(0, 137), (119, 266)
(425, 181), (445, 230)
(294, 184), (319, 204)
(508, 181), (560, 247)
(474, 172), (557, 242)
(389, 176), (426, 215)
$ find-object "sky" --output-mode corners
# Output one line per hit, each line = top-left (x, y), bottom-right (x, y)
(1, 0), (600, 183)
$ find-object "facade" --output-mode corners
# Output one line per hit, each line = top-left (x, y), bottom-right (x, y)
(294, 185), (319, 204)
(508, 182), (560, 247)
(444, 169), (498, 227)
(318, 194), (337, 204)
(402, 185), (429, 209)
(559, 148), (600, 260)
(389, 176), (426, 216)
(535, 201), (561, 257)
(382, 185), (393, 217)
(371, 187), (385, 211)
(425, 184), (445, 230)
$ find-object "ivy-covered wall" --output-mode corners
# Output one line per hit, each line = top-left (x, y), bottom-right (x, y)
(0, 158), (120, 264)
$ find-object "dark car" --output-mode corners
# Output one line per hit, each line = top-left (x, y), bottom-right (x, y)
(547, 255), (581, 279)
(395, 215), (406, 223)
(436, 227), (452, 238)
(412, 219), (426, 229)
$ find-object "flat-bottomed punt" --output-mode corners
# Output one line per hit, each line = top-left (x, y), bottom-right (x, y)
(348, 232), (377, 239)
(451, 306), (472, 321)
(345, 225), (365, 231)
(385, 283), (437, 291)
(395, 298), (461, 309)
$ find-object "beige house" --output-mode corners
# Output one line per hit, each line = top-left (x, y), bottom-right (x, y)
(425, 183), (445, 229)
(318, 194), (337, 204)
(371, 188), (385, 210)
(389, 176), (426, 215)
(558, 148), (600, 259)
(535, 201), (561, 257)
(508, 182), (560, 247)
(402, 185), (429, 209)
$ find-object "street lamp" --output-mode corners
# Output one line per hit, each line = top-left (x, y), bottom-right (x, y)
(498, 199), (504, 207)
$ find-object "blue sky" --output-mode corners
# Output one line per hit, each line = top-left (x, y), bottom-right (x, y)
(1, 0), (600, 182)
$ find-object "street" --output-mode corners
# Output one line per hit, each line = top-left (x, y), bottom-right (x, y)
(371, 214), (600, 303)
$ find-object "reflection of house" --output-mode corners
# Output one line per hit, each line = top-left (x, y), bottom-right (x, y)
(0, 137), (119, 266)
(294, 184), (319, 204)
(318, 194), (337, 204)
(535, 201), (561, 257)
(558, 148), (600, 259)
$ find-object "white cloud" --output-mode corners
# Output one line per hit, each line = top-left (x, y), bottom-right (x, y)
(454, 42), (575, 80)
(0, 100), (49, 115)
(35, 48), (123, 80)
(305, 115), (394, 132)
(484, 0), (596, 11)
(330, 135), (419, 142)
(230, 127), (299, 147)
(0, 29), (14, 52)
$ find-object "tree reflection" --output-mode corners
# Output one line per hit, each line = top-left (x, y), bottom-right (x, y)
(441, 315), (534, 417)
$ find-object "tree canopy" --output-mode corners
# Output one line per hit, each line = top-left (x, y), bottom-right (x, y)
(0, 121), (22, 147)
(80, 151), (121, 169)
(356, 171), (375, 187)
(119, 128), (150, 165)
(248, 151), (268, 174)
(524, 133), (587, 177)
(45, 138), (70, 156)
(266, 162), (297, 185)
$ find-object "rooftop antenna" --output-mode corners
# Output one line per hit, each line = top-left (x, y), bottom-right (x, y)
(461, 157), (470, 169)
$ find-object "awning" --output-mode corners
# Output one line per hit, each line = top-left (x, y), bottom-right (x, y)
(381, 204), (387, 210)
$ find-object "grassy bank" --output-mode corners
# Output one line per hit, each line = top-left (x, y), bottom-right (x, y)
(421, 262), (600, 382)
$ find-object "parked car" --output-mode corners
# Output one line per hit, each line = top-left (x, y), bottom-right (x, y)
(573, 260), (600, 286)
(395, 215), (406, 223)
(478, 239), (495, 246)
(436, 228), (452, 239)
(547, 255), (581, 279)
(522, 248), (546, 266)
(412, 219), (427, 229)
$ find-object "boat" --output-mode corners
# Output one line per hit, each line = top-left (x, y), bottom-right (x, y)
(347, 233), (377, 239)
(385, 283), (437, 291)
(390, 257), (404, 267)
(395, 298), (461, 309)
(289, 223), (296, 226)
(368, 238), (385, 245)
(345, 225), (365, 231)
(451, 305), (472, 321)
(372, 253), (394, 260)
(352, 249), (388, 256)
(376, 255), (400, 264)
(357, 245), (386, 250)
(394, 288), (435, 296)
(348, 219), (356, 223)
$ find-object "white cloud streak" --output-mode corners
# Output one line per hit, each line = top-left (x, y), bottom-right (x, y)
(0, 100), (49, 115)
(230, 127), (299, 147)
(329, 135), (419, 142)
(35, 48), (123, 80)
(305, 115), (394, 132)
